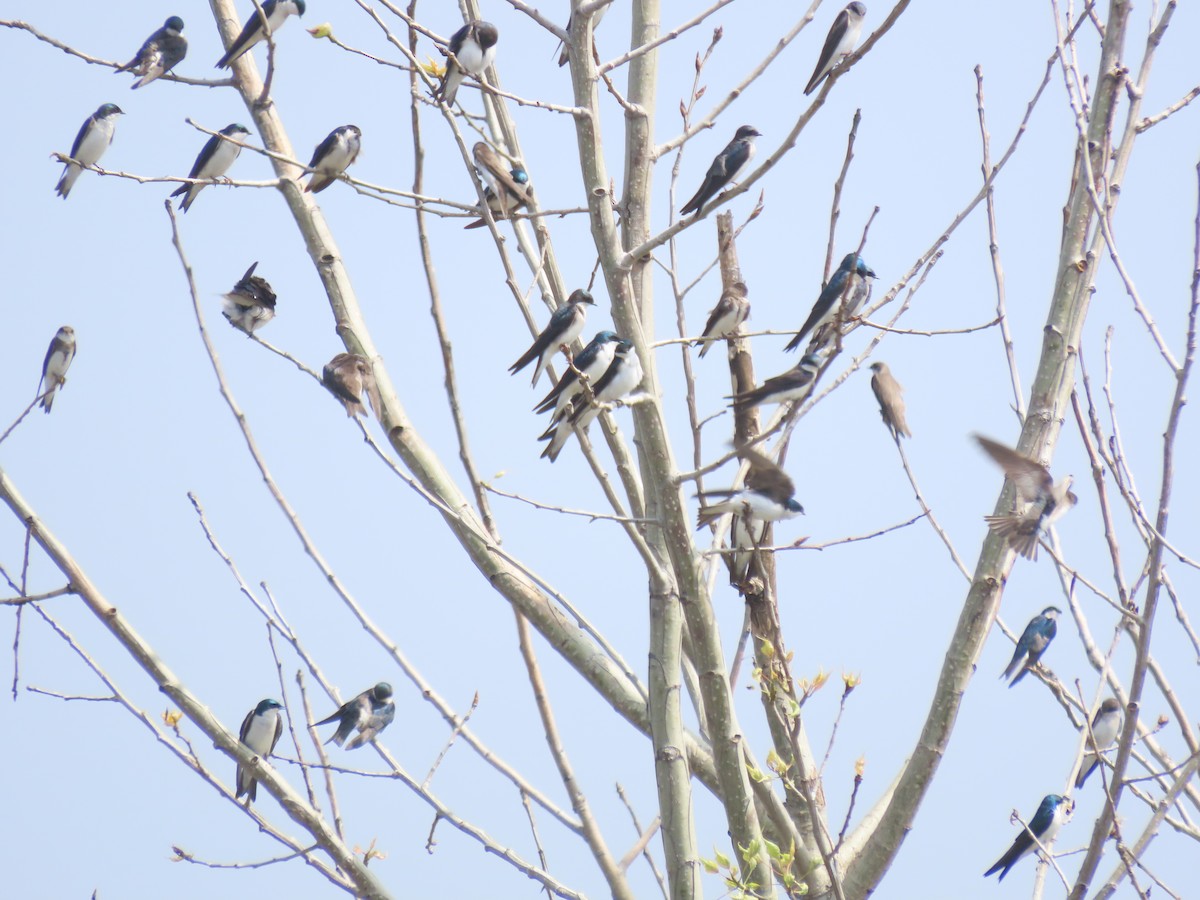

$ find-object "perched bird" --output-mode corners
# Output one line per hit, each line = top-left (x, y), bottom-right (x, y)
(322, 353), (381, 419)
(55, 103), (123, 199)
(976, 434), (1077, 560)
(539, 338), (641, 462)
(510, 289), (595, 388)
(729, 355), (822, 409)
(679, 125), (761, 216)
(729, 514), (769, 587)
(557, 4), (607, 67)
(869, 361), (911, 439)
(804, 2), (867, 95)
(1001, 606), (1061, 687)
(305, 125), (361, 193)
(216, 0), (306, 68)
(696, 446), (804, 529)
(984, 794), (1074, 882)
(533, 330), (623, 417)
(437, 20), (499, 106)
(696, 283), (751, 358)
(1076, 698), (1123, 789)
(171, 124), (251, 212)
(115, 16), (187, 89)
(466, 142), (530, 229)
(314, 683), (395, 750)
(784, 253), (875, 352)
(37, 327), (77, 414)
(236, 698), (283, 804)
(221, 262), (277, 334)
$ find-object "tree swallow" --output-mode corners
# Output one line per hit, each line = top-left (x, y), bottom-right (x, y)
(222, 262), (277, 334)
(305, 125), (361, 193)
(322, 352), (381, 419)
(437, 20), (499, 106)
(557, 4), (607, 67)
(236, 698), (283, 804)
(37, 326), (76, 414)
(510, 289), (595, 388)
(533, 330), (622, 417)
(55, 103), (123, 199)
(465, 142), (529, 229)
(1001, 606), (1061, 687)
(869, 361), (911, 439)
(696, 283), (750, 358)
(314, 682), (395, 750)
(804, 2), (867, 95)
(171, 124), (251, 212)
(984, 794), (1074, 881)
(975, 434), (1077, 560)
(696, 446), (804, 529)
(729, 354), (822, 409)
(784, 253), (875, 352)
(539, 338), (641, 462)
(115, 16), (187, 89)
(1076, 698), (1123, 789)
(679, 125), (761, 216)
(216, 0), (306, 69)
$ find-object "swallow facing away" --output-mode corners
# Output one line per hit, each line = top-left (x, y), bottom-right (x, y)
(984, 794), (1074, 882)
(38, 326), (77, 413)
(679, 125), (761, 216)
(696, 283), (751, 358)
(466, 142), (530, 229)
(322, 353), (381, 419)
(171, 124), (251, 212)
(55, 103), (123, 199)
(236, 698), (283, 804)
(976, 435), (1077, 560)
(729, 354), (822, 409)
(510, 289), (595, 388)
(804, 2), (867, 95)
(539, 338), (642, 462)
(696, 446), (805, 529)
(304, 125), (361, 193)
(437, 20), (499, 106)
(1001, 606), (1061, 687)
(533, 330), (623, 418)
(1076, 698), (1123, 789)
(314, 682), (395, 750)
(222, 262), (277, 334)
(216, 0), (306, 69)
(869, 361), (911, 439)
(557, 4), (608, 67)
(784, 253), (875, 352)
(115, 16), (187, 89)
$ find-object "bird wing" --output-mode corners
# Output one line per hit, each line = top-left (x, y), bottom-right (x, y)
(740, 446), (796, 503)
(975, 435), (1054, 502)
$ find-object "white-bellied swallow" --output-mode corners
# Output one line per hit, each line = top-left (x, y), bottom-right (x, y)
(785, 253), (875, 352)
(116, 16), (187, 88)
(696, 445), (804, 529)
(729, 354), (821, 409)
(804, 2), (867, 96)
(533, 330), (622, 417)
(539, 338), (641, 462)
(1076, 698), (1123, 789)
(1001, 606), (1061, 687)
(222, 262), (277, 334)
(680, 125), (761, 216)
(322, 352), (381, 419)
(314, 682), (395, 750)
(510, 289), (595, 388)
(976, 434), (1077, 560)
(37, 326), (76, 414)
(216, 0), (306, 68)
(305, 125), (361, 193)
(236, 698), (283, 804)
(557, 4), (608, 67)
(437, 20), (499, 106)
(466, 142), (530, 229)
(55, 104), (123, 199)
(869, 361), (910, 439)
(171, 124), (251, 212)
(984, 794), (1074, 882)
(696, 283), (750, 358)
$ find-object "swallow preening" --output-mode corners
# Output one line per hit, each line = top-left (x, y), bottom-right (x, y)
(222, 262), (277, 334)
(975, 435), (1076, 560)
(314, 682), (395, 750)
(171, 124), (252, 212)
(437, 20), (499, 106)
(1000, 606), (1061, 687)
(1076, 698), (1123, 789)
(679, 126), (761, 217)
(55, 104), (123, 199)
(216, 0), (306, 69)
(804, 2), (867, 95)
(466, 142), (530, 229)
(236, 698), (283, 804)
(322, 353), (381, 418)
(115, 16), (187, 89)
(696, 446), (804, 530)
(37, 326), (77, 413)
(785, 253), (875, 353)
(869, 361), (910, 440)
(305, 125), (362, 193)
(695, 283), (750, 358)
(509, 289), (595, 388)
(983, 794), (1073, 882)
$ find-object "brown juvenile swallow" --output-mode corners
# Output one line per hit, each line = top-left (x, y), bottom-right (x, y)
(869, 361), (911, 439)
